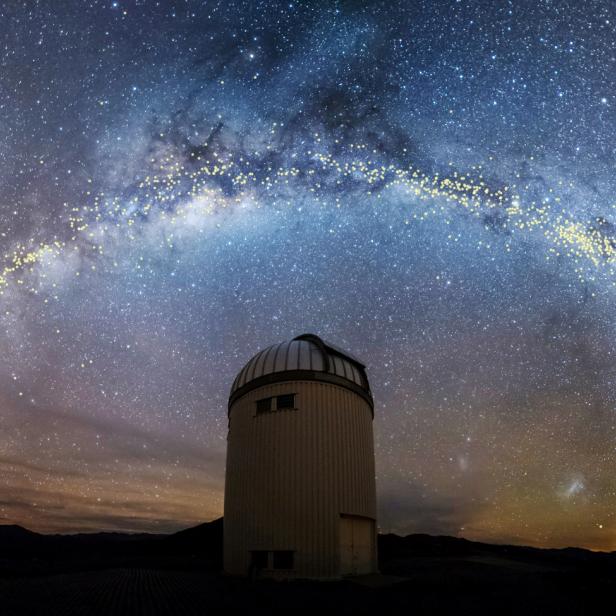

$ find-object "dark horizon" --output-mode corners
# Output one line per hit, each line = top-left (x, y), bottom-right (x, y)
(3, 516), (615, 614)
(3, 518), (615, 557)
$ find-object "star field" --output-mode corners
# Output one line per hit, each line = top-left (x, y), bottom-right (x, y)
(0, 1), (615, 550)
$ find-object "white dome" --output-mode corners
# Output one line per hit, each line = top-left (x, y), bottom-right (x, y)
(229, 333), (372, 411)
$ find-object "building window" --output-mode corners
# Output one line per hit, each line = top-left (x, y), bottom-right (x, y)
(272, 550), (294, 569)
(256, 394), (296, 414)
(276, 394), (295, 410)
(256, 397), (272, 414)
(251, 550), (269, 569)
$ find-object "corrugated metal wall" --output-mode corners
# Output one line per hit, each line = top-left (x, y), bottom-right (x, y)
(223, 380), (377, 579)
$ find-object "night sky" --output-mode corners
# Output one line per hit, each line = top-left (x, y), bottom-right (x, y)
(1, 0), (615, 551)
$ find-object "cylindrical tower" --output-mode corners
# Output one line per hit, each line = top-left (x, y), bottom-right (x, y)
(223, 333), (378, 580)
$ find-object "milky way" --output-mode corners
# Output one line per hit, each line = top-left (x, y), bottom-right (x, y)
(1, 1), (615, 550)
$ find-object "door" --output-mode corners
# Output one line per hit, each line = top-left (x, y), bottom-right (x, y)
(339, 514), (374, 576)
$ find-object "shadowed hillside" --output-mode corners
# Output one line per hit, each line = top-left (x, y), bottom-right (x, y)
(1, 519), (615, 614)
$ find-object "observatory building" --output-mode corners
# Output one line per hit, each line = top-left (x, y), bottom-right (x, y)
(223, 333), (378, 580)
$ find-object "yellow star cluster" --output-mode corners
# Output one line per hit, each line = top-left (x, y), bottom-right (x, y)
(1, 150), (615, 295)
